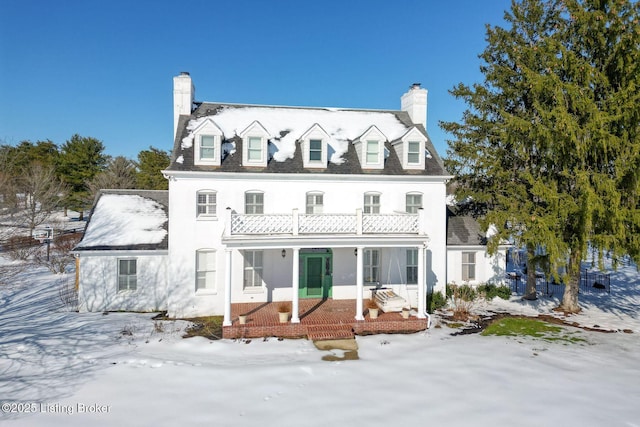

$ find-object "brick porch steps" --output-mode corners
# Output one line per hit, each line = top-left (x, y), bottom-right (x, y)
(306, 324), (355, 341)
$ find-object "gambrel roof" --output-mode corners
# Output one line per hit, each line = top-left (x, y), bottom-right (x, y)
(167, 103), (446, 175)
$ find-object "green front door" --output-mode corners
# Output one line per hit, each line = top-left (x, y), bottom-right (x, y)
(299, 250), (332, 298)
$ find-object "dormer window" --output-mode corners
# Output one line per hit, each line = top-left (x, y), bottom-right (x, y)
(407, 141), (420, 164)
(366, 140), (380, 164)
(394, 127), (428, 170)
(309, 139), (322, 161)
(247, 137), (263, 162)
(240, 121), (269, 167)
(191, 118), (224, 166)
(199, 135), (216, 160)
(354, 125), (387, 170)
(300, 124), (330, 169)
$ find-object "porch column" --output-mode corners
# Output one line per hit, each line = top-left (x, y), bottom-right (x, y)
(291, 247), (300, 323)
(355, 246), (364, 320)
(417, 244), (426, 319)
(223, 249), (232, 326)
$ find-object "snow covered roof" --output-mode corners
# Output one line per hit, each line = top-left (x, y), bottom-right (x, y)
(167, 103), (446, 175)
(74, 190), (168, 251)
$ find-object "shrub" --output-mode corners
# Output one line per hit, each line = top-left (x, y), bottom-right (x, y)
(449, 285), (477, 321)
(449, 284), (477, 301)
(4, 235), (40, 261)
(478, 283), (512, 300)
(427, 291), (446, 313)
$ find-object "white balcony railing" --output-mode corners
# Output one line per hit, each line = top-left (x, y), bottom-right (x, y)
(226, 208), (425, 236)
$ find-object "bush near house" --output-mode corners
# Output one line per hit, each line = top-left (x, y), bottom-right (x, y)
(477, 283), (512, 300)
(427, 291), (446, 313)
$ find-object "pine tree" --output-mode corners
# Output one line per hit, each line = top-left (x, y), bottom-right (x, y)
(441, 0), (640, 312)
(57, 134), (108, 220)
(136, 146), (170, 190)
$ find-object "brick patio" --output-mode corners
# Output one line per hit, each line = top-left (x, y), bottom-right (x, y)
(223, 299), (428, 339)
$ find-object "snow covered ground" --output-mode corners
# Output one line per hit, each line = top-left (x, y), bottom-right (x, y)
(1, 256), (639, 427)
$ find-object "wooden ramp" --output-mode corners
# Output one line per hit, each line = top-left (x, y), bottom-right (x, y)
(306, 324), (355, 341)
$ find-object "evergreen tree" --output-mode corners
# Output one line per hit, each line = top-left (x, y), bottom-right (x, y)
(136, 146), (170, 190)
(442, 0), (640, 312)
(57, 134), (108, 219)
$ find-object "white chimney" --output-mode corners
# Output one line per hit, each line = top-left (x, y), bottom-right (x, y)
(173, 72), (195, 139)
(401, 83), (428, 129)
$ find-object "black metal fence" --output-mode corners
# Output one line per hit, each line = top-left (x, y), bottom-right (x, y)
(507, 269), (610, 296)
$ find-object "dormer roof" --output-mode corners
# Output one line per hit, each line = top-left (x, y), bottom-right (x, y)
(167, 102), (446, 176)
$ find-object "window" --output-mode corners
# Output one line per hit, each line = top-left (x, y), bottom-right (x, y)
(407, 249), (418, 284)
(406, 193), (422, 213)
(364, 249), (380, 284)
(364, 193), (380, 214)
(199, 135), (216, 160)
(407, 141), (420, 164)
(245, 192), (264, 214)
(196, 250), (216, 291)
(118, 259), (137, 291)
(247, 136), (262, 161)
(366, 140), (379, 163)
(196, 191), (216, 217)
(243, 250), (263, 289)
(306, 192), (323, 214)
(462, 252), (476, 281)
(309, 139), (322, 161)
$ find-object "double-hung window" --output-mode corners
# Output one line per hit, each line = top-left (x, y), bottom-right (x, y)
(196, 191), (216, 217)
(462, 252), (476, 281)
(407, 249), (418, 284)
(245, 192), (264, 214)
(118, 259), (137, 291)
(406, 193), (422, 213)
(364, 249), (380, 284)
(247, 136), (263, 162)
(199, 135), (216, 160)
(196, 250), (216, 291)
(407, 141), (420, 164)
(364, 193), (380, 214)
(309, 139), (322, 162)
(306, 192), (323, 214)
(243, 250), (263, 289)
(366, 140), (379, 163)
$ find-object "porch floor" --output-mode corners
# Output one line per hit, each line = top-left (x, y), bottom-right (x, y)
(224, 299), (428, 340)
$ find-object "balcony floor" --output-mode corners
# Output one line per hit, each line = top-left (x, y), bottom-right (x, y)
(224, 299), (428, 340)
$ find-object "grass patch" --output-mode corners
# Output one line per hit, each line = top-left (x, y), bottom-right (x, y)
(183, 316), (224, 340)
(481, 317), (585, 343)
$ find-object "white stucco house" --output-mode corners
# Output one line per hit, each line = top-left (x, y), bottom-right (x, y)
(74, 73), (507, 325)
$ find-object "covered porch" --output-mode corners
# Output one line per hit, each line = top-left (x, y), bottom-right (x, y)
(223, 298), (429, 339)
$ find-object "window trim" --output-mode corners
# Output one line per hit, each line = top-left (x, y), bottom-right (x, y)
(199, 135), (216, 161)
(363, 192), (381, 214)
(406, 249), (418, 285)
(462, 251), (476, 281)
(363, 249), (380, 284)
(196, 249), (217, 293)
(306, 192), (324, 214)
(246, 136), (264, 163)
(407, 141), (421, 165)
(245, 191), (264, 214)
(406, 192), (423, 214)
(366, 140), (380, 164)
(117, 258), (137, 292)
(196, 190), (217, 218)
(243, 250), (264, 290)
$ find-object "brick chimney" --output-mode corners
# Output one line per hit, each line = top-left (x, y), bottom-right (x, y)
(173, 72), (195, 139)
(401, 83), (428, 129)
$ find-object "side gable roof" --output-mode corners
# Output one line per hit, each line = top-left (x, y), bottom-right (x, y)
(74, 190), (169, 252)
(446, 207), (487, 246)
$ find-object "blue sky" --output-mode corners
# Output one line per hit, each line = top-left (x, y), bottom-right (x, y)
(0, 0), (511, 160)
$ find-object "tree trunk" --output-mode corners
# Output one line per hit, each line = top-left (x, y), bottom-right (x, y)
(524, 245), (537, 300)
(559, 250), (582, 313)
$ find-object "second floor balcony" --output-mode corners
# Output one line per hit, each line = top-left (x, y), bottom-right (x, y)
(224, 208), (427, 237)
